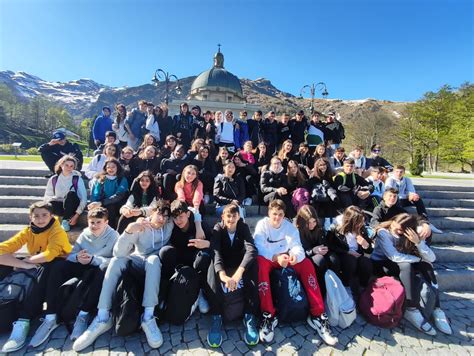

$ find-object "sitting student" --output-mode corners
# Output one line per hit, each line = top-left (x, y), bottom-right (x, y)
(215, 146), (230, 174)
(295, 205), (339, 296)
(188, 138), (205, 158)
(385, 165), (430, 220)
(260, 156), (292, 216)
(365, 144), (393, 172)
(119, 146), (137, 187)
(85, 143), (119, 181)
(329, 147), (346, 173)
(136, 133), (159, 156)
(206, 204), (260, 347)
(160, 144), (189, 202)
(214, 160), (245, 216)
(160, 135), (178, 159)
(313, 143), (328, 161)
(277, 139), (294, 169)
(370, 188), (433, 243)
(130, 145), (161, 180)
(73, 201), (174, 351)
(159, 201), (211, 316)
(44, 155), (87, 232)
(253, 199), (337, 345)
(326, 206), (373, 298)
(0, 202), (72, 353)
(117, 171), (159, 234)
(232, 154), (258, 204)
(191, 145), (217, 204)
(255, 141), (271, 174)
(39, 131), (83, 176)
(88, 158), (129, 229)
(366, 166), (386, 207)
(239, 141), (256, 167)
(333, 158), (373, 210)
(28, 207), (118, 348)
(286, 159), (309, 215)
(348, 145), (367, 177)
(175, 165), (204, 212)
(94, 131), (120, 156)
(372, 213), (452, 335)
(293, 143), (315, 174)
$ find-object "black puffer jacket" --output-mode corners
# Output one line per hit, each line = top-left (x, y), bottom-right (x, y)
(213, 175), (245, 205)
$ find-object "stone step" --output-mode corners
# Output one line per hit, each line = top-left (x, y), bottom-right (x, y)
(432, 245), (474, 263)
(0, 168), (50, 177)
(429, 217), (474, 230)
(431, 229), (474, 245)
(0, 208), (30, 224)
(415, 184), (474, 192)
(425, 207), (474, 218)
(417, 190), (474, 199)
(0, 175), (47, 186)
(424, 198), (474, 208)
(0, 196), (43, 208)
(0, 185), (45, 196)
(435, 263), (474, 291)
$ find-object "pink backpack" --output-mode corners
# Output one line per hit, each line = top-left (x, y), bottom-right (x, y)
(359, 276), (405, 328)
(291, 188), (310, 211)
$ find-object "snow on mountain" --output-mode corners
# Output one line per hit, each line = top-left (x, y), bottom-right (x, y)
(0, 70), (109, 114)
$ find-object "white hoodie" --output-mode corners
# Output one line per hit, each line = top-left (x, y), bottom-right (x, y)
(253, 217), (305, 263)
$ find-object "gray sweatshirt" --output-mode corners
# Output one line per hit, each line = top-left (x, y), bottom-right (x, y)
(67, 225), (119, 269)
(371, 228), (436, 263)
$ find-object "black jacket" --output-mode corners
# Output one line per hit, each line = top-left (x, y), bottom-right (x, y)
(213, 175), (245, 205)
(160, 155), (189, 174)
(211, 220), (257, 272)
(260, 169), (288, 195)
(39, 141), (84, 171)
(327, 225), (373, 255)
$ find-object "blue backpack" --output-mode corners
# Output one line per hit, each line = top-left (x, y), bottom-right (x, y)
(270, 267), (309, 322)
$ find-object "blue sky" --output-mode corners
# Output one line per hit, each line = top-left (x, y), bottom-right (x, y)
(0, 0), (472, 101)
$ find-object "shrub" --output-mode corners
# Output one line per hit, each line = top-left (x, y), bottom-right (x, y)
(0, 144), (14, 154)
(26, 147), (39, 155)
(409, 151), (424, 176)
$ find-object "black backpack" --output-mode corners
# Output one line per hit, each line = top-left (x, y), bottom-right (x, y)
(113, 265), (145, 336)
(164, 266), (200, 325)
(57, 269), (97, 329)
(221, 280), (244, 322)
(0, 268), (42, 332)
(270, 267), (309, 322)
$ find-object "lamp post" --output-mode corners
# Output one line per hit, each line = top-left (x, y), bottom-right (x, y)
(151, 69), (182, 105)
(300, 82), (329, 114)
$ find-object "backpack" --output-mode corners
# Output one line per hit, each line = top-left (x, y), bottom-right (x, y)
(113, 265), (145, 336)
(221, 280), (244, 322)
(57, 269), (97, 328)
(291, 188), (310, 211)
(164, 265), (200, 325)
(324, 270), (356, 329)
(270, 267), (309, 322)
(0, 268), (42, 332)
(52, 175), (80, 194)
(359, 276), (405, 328)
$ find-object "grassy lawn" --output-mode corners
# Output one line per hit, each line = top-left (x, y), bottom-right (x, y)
(408, 174), (474, 180)
(0, 155), (92, 163)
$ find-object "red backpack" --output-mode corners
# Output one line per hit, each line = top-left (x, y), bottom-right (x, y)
(359, 276), (405, 328)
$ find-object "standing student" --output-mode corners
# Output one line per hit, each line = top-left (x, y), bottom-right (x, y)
(253, 200), (337, 345)
(92, 107), (113, 147)
(43, 155), (87, 232)
(289, 110), (308, 146)
(0, 202), (72, 353)
(262, 111), (278, 154)
(125, 100), (147, 150)
(173, 102), (193, 149)
(206, 204), (260, 347)
(326, 206), (374, 298)
(112, 103), (129, 148)
(88, 158), (129, 229)
(146, 105), (162, 142)
(218, 110), (237, 152)
(324, 111), (345, 149)
(277, 113), (292, 148)
(372, 213), (452, 335)
(247, 110), (265, 148)
(73, 201), (175, 351)
(28, 208), (118, 348)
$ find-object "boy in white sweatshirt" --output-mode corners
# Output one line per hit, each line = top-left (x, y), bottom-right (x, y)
(253, 199), (337, 346)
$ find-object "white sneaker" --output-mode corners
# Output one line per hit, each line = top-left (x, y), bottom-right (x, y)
(307, 313), (338, 346)
(429, 223), (443, 234)
(204, 194), (210, 204)
(242, 197), (252, 206)
(1, 319), (30, 353)
(198, 289), (210, 314)
(432, 308), (452, 335)
(29, 317), (59, 348)
(404, 308), (436, 336)
(70, 314), (89, 341)
(141, 316), (163, 349)
(259, 312), (278, 343)
(72, 315), (112, 352)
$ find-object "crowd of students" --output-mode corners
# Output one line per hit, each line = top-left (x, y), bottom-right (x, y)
(0, 101), (452, 353)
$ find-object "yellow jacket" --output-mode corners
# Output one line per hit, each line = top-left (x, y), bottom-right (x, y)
(0, 217), (72, 261)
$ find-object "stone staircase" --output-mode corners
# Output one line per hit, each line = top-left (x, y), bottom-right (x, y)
(0, 167), (473, 291)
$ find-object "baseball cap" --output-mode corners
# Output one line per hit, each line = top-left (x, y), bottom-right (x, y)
(52, 131), (66, 140)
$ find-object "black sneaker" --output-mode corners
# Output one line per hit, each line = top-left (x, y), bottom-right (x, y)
(259, 312), (278, 343)
(307, 313), (338, 346)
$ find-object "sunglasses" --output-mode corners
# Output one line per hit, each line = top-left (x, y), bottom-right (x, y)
(373, 149), (381, 153)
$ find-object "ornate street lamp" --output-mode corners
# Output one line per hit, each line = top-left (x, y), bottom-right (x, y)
(299, 82), (329, 114)
(151, 69), (182, 105)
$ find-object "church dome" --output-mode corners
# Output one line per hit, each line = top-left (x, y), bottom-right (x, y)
(190, 47), (243, 99)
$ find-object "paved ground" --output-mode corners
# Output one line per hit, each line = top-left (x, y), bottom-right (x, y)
(0, 292), (473, 356)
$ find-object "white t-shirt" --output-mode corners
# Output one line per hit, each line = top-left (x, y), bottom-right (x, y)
(220, 121), (234, 144)
(228, 231), (236, 245)
(345, 232), (358, 252)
